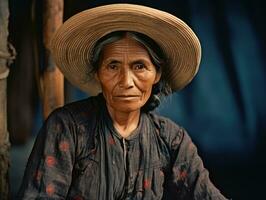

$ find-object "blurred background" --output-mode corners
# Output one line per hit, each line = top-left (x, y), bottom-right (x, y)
(5, 0), (266, 199)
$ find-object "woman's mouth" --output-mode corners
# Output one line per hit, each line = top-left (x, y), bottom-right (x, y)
(113, 95), (141, 100)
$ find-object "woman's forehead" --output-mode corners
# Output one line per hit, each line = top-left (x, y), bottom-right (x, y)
(102, 37), (151, 59)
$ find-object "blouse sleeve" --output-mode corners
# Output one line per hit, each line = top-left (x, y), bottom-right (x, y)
(17, 107), (76, 199)
(165, 121), (228, 200)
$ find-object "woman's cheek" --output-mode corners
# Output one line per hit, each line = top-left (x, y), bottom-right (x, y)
(136, 71), (157, 82)
(102, 72), (117, 83)
(135, 78), (156, 92)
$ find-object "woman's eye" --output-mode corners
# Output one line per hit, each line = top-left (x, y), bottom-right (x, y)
(133, 63), (145, 70)
(107, 63), (118, 70)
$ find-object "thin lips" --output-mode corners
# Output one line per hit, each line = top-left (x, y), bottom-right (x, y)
(114, 95), (140, 97)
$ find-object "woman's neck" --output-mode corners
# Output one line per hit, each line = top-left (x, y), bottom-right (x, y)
(106, 104), (140, 138)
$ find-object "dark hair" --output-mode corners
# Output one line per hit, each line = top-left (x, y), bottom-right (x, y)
(90, 31), (172, 111)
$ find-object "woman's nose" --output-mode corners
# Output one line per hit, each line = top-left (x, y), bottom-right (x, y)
(118, 69), (134, 89)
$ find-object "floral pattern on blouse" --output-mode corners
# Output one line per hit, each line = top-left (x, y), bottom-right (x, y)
(18, 94), (228, 200)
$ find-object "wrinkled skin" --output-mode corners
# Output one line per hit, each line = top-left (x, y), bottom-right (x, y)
(96, 35), (161, 137)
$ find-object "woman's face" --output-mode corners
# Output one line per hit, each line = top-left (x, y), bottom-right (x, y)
(96, 36), (161, 113)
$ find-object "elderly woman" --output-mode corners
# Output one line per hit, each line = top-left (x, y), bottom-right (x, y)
(18, 4), (228, 200)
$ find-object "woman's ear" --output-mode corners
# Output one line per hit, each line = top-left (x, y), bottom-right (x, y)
(154, 71), (161, 84)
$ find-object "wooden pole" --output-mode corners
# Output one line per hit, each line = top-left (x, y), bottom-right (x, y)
(42, 0), (64, 119)
(0, 0), (14, 199)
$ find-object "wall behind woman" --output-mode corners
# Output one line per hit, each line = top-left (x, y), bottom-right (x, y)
(8, 0), (266, 199)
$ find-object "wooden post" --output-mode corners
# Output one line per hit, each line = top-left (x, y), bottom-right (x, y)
(42, 0), (64, 119)
(0, 0), (15, 198)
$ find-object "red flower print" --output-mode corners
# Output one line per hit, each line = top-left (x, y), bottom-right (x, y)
(46, 183), (55, 196)
(179, 170), (187, 180)
(143, 179), (151, 189)
(108, 136), (115, 145)
(59, 141), (70, 152)
(45, 155), (56, 167)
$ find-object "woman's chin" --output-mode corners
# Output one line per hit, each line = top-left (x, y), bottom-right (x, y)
(110, 102), (144, 113)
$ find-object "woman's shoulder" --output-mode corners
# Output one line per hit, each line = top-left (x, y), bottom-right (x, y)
(50, 95), (102, 126)
(149, 112), (186, 145)
(149, 112), (182, 131)
(44, 96), (101, 156)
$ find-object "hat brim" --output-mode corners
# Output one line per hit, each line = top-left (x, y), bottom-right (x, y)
(51, 4), (201, 95)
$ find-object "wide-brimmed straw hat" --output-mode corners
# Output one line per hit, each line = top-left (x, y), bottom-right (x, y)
(51, 4), (201, 95)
